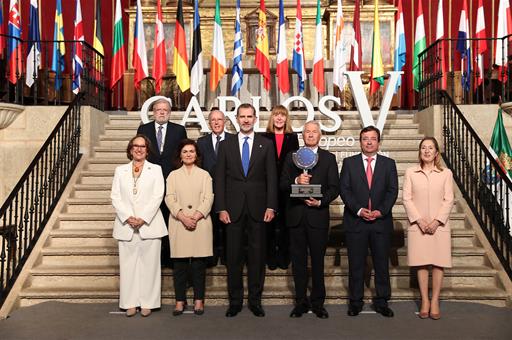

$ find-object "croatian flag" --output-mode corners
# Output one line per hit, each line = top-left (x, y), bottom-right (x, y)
(72, 0), (84, 94)
(456, 0), (471, 92)
(292, 0), (307, 93)
(7, 0), (21, 84)
(276, 0), (289, 94)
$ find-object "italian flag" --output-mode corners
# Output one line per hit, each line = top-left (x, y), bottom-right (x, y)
(369, 0), (384, 95)
(312, 0), (324, 94)
(209, 0), (226, 91)
(490, 108), (512, 180)
(413, 0), (426, 92)
(110, 0), (126, 89)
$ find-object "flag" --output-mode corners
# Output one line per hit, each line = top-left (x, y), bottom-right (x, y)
(51, 0), (65, 90)
(153, 0), (167, 93)
(333, 0), (346, 91)
(495, 0), (512, 83)
(350, 0), (362, 71)
(456, 0), (471, 92)
(276, 0), (289, 94)
(72, 0), (84, 94)
(312, 0), (324, 94)
(209, 0), (226, 91)
(190, 0), (203, 95)
(26, 0), (41, 87)
(435, 0), (447, 90)
(93, 0), (104, 55)
(111, 0), (126, 89)
(0, 1), (5, 58)
(489, 108), (512, 180)
(369, 0), (384, 95)
(292, 0), (307, 93)
(6, 0), (21, 84)
(133, 0), (148, 89)
(255, 0), (270, 91)
(475, 0), (487, 87)
(231, 0), (243, 95)
(393, 0), (405, 93)
(413, 0), (426, 92)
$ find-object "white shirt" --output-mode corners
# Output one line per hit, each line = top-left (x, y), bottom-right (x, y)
(154, 122), (168, 153)
(238, 132), (254, 159)
(211, 132), (226, 150)
(362, 153), (377, 172)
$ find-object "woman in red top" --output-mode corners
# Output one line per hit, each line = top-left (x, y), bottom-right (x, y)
(261, 105), (299, 270)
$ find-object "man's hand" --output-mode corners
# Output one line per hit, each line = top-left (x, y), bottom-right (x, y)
(360, 208), (376, 221)
(296, 173), (312, 185)
(263, 208), (275, 222)
(219, 210), (231, 224)
(369, 210), (382, 219)
(304, 197), (321, 207)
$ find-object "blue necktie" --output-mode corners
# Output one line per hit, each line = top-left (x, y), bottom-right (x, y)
(157, 125), (163, 154)
(242, 136), (250, 176)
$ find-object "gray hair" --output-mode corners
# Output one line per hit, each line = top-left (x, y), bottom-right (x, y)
(302, 120), (321, 135)
(152, 98), (171, 110)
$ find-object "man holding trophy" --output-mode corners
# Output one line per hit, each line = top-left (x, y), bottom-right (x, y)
(280, 121), (340, 319)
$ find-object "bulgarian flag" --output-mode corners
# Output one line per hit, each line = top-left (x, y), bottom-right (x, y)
(312, 0), (324, 94)
(154, 0), (167, 93)
(173, 0), (189, 92)
(255, 0), (270, 91)
(489, 108), (512, 180)
(369, 0), (384, 95)
(110, 0), (126, 89)
(210, 0), (226, 91)
(413, 0), (426, 92)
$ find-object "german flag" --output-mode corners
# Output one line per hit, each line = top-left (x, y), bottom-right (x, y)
(173, 0), (190, 92)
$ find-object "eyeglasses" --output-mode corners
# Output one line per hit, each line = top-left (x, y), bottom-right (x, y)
(132, 144), (147, 149)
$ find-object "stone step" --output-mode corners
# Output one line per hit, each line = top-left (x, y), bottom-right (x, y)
(26, 265), (500, 291)
(39, 246), (489, 268)
(18, 286), (509, 308)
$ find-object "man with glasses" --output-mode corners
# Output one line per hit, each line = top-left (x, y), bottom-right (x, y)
(339, 126), (398, 318)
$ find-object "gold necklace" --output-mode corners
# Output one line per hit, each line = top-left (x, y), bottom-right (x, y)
(132, 162), (144, 195)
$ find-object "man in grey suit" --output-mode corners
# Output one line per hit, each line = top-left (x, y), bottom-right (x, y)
(215, 103), (278, 318)
(197, 109), (234, 266)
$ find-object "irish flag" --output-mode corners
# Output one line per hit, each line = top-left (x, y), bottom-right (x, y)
(413, 0), (426, 92)
(369, 0), (384, 95)
(210, 0), (226, 91)
(312, 0), (324, 94)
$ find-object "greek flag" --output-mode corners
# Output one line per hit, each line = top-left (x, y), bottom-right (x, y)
(231, 0), (243, 95)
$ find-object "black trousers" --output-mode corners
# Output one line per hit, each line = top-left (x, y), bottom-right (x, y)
(160, 202), (172, 266)
(226, 209), (266, 307)
(173, 257), (207, 301)
(211, 214), (226, 265)
(266, 212), (290, 268)
(345, 226), (391, 309)
(289, 216), (329, 308)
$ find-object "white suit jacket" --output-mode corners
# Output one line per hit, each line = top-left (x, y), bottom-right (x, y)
(111, 161), (168, 241)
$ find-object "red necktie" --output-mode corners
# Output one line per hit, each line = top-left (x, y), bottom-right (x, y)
(366, 157), (373, 210)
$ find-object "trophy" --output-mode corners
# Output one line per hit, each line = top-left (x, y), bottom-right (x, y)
(290, 147), (323, 198)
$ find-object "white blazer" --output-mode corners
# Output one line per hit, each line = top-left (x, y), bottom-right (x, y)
(111, 161), (168, 241)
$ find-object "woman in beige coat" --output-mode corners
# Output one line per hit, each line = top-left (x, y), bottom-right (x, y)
(165, 139), (214, 316)
(403, 137), (454, 320)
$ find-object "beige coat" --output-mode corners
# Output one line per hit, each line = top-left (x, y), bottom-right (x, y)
(165, 165), (214, 258)
(402, 165), (454, 267)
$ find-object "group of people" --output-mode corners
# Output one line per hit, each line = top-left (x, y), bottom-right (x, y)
(110, 98), (454, 320)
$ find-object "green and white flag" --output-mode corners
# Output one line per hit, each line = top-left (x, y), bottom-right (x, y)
(489, 108), (512, 180)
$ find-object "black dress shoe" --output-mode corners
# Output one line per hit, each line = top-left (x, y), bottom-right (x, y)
(312, 307), (329, 319)
(347, 305), (362, 316)
(248, 304), (265, 317)
(375, 306), (394, 317)
(289, 304), (309, 318)
(225, 306), (242, 317)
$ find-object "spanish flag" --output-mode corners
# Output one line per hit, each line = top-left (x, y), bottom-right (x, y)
(369, 0), (384, 95)
(173, 0), (190, 92)
(255, 0), (271, 91)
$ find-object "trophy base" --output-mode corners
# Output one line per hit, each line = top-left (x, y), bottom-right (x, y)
(290, 184), (323, 198)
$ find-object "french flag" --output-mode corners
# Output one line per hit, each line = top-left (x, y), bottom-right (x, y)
(276, 0), (289, 94)
(456, 0), (471, 92)
(133, 0), (148, 89)
(72, 0), (84, 94)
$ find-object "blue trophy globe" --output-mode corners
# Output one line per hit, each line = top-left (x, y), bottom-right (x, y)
(291, 147), (323, 198)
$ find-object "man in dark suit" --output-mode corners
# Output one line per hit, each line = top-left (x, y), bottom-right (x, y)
(197, 108), (234, 267)
(137, 98), (187, 266)
(339, 126), (398, 318)
(215, 103), (278, 318)
(280, 121), (339, 319)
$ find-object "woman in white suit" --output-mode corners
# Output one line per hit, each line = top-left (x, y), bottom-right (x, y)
(111, 135), (168, 317)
